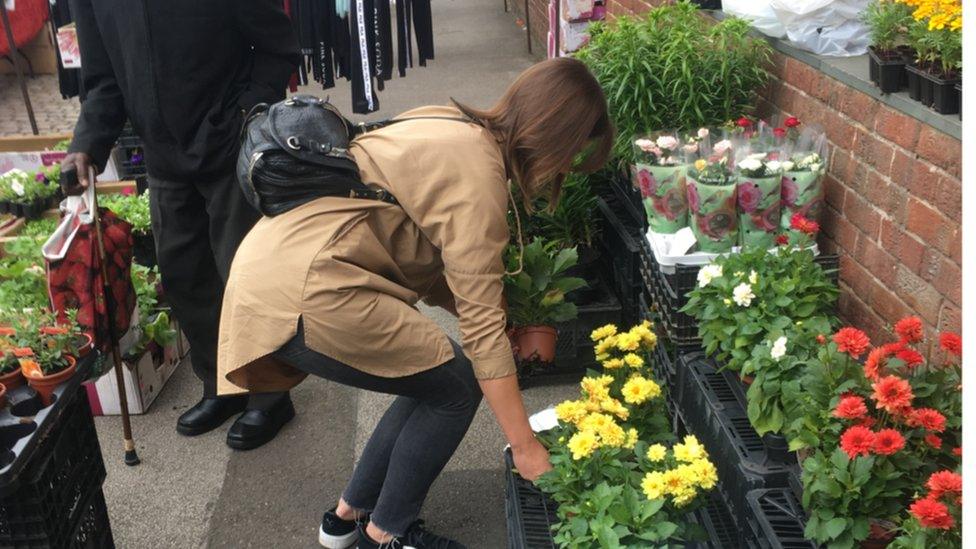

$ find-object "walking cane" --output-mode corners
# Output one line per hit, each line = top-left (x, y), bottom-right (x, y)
(85, 167), (141, 466)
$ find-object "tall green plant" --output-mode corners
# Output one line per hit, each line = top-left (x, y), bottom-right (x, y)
(577, 2), (771, 166)
(864, 0), (913, 52)
(511, 173), (602, 250)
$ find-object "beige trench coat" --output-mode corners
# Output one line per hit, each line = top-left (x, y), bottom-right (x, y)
(217, 106), (516, 395)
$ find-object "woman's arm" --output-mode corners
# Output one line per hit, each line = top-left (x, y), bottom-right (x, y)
(480, 375), (552, 481)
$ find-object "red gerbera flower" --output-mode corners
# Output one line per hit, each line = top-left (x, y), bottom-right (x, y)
(895, 348), (925, 368)
(926, 471), (962, 500)
(926, 434), (943, 450)
(940, 333), (961, 358)
(775, 234), (789, 246)
(872, 429), (906, 455)
(839, 426), (876, 459)
(789, 213), (820, 235)
(834, 327), (871, 359)
(910, 497), (954, 530)
(952, 447), (962, 457)
(908, 408), (947, 433)
(736, 116), (753, 128)
(785, 116), (801, 128)
(833, 396), (868, 420)
(894, 316), (924, 343)
(871, 375), (914, 413)
(864, 347), (888, 381)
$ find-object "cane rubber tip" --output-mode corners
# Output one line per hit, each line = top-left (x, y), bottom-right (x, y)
(124, 449), (141, 466)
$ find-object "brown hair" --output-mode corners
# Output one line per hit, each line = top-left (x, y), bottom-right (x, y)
(454, 57), (613, 210)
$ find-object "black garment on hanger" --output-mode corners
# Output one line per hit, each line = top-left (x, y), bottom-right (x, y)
(411, 0), (434, 66)
(349, 0), (379, 113)
(375, 0), (393, 84)
(51, 0), (82, 99)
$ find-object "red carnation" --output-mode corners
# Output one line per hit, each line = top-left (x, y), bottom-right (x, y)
(785, 116), (801, 128)
(839, 425), (876, 459)
(910, 497), (954, 530)
(908, 408), (947, 433)
(926, 434), (943, 450)
(894, 316), (924, 343)
(775, 234), (789, 246)
(833, 395), (868, 420)
(927, 470), (962, 500)
(871, 375), (914, 413)
(872, 429), (905, 455)
(834, 327), (871, 359)
(895, 348), (925, 368)
(940, 333), (961, 358)
(736, 116), (753, 128)
(773, 127), (787, 138)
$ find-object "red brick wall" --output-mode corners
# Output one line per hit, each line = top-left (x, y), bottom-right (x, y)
(509, 0), (550, 53)
(757, 55), (961, 352)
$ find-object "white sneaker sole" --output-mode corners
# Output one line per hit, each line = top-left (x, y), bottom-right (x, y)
(318, 525), (358, 549)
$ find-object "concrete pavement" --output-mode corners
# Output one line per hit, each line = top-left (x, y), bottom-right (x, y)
(81, 1), (580, 547)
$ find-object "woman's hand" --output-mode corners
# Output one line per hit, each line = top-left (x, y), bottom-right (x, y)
(512, 436), (552, 482)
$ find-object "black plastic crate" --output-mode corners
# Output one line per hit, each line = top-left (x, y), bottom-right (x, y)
(596, 197), (643, 322)
(68, 489), (115, 549)
(743, 489), (816, 549)
(608, 170), (646, 229)
(517, 285), (622, 389)
(112, 124), (147, 180)
(673, 354), (796, 521)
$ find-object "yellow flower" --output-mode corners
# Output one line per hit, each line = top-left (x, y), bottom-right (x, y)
(622, 375), (662, 405)
(567, 430), (599, 460)
(673, 435), (707, 463)
(624, 428), (639, 449)
(580, 375), (613, 400)
(594, 336), (618, 358)
(646, 444), (667, 462)
(691, 458), (718, 490)
(694, 159), (707, 172)
(623, 353), (645, 369)
(602, 358), (625, 370)
(641, 471), (666, 500)
(579, 412), (616, 433)
(599, 422), (627, 447)
(599, 398), (630, 421)
(616, 332), (641, 352)
(723, 298), (732, 305)
(662, 469), (689, 496)
(590, 324), (618, 342)
(554, 400), (587, 424)
(671, 486), (699, 507)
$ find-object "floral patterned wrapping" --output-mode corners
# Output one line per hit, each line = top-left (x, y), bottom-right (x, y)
(780, 170), (825, 230)
(687, 176), (738, 253)
(737, 174), (782, 249)
(634, 163), (689, 234)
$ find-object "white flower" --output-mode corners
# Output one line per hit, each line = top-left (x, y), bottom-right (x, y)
(697, 264), (724, 287)
(780, 160), (795, 172)
(26, 265), (45, 276)
(713, 140), (732, 155)
(732, 283), (755, 307)
(682, 143), (699, 155)
(748, 270), (758, 285)
(747, 152), (767, 160)
(697, 128), (709, 139)
(770, 336), (787, 361)
(10, 181), (25, 197)
(656, 136), (679, 150)
(766, 160), (782, 173)
(737, 158), (763, 172)
(808, 162), (822, 173)
(635, 138), (656, 152)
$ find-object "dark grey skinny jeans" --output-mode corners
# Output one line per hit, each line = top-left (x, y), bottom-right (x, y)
(273, 322), (483, 536)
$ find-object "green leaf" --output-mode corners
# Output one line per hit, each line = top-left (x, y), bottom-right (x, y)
(825, 517), (848, 540)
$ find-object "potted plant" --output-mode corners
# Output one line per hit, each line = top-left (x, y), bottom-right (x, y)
(0, 168), (61, 220)
(503, 239), (586, 362)
(890, 469), (961, 547)
(864, 0), (913, 93)
(735, 150), (784, 250)
(18, 321), (79, 406)
(685, 139), (737, 253)
(902, 1), (962, 112)
(927, 20), (961, 114)
(102, 190), (156, 267)
(633, 133), (691, 234)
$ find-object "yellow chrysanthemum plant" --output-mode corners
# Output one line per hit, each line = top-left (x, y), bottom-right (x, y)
(897, 0), (961, 76)
(534, 321), (720, 547)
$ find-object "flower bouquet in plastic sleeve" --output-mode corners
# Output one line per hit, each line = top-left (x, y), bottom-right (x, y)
(734, 133), (785, 250)
(685, 135), (737, 253)
(632, 132), (691, 234)
(776, 120), (827, 230)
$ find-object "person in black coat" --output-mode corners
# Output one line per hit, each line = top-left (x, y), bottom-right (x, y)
(62, 0), (301, 450)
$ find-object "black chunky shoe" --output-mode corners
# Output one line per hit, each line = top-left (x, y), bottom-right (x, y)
(225, 393), (295, 450)
(356, 520), (466, 549)
(319, 507), (365, 548)
(176, 396), (248, 436)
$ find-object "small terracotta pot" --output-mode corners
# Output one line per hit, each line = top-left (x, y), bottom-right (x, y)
(860, 519), (897, 548)
(516, 326), (558, 363)
(0, 383), (6, 409)
(0, 368), (25, 391)
(23, 356), (77, 407)
(741, 375), (755, 386)
(75, 333), (95, 357)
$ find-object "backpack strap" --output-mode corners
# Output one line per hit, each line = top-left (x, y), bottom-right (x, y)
(353, 115), (480, 136)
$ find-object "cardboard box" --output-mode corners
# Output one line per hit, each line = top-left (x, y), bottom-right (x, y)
(0, 25), (58, 76)
(85, 312), (189, 416)
(55, 23), (81, 69)
(0, 132), (122, 181)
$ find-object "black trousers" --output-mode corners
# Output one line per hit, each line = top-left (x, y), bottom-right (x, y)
(148, 170), (284, 410)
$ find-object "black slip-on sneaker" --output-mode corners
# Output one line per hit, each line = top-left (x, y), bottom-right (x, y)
(355, 520), (466, 549)
(319, 507), (363, 548)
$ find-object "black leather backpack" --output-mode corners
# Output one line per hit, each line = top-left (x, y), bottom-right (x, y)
(237, 95), (466, 217)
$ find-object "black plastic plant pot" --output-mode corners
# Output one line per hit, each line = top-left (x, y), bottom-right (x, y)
(0, 201), (8, 215)
(691, 0), (721, 8)
(132, 231), (158, 268)
(761, 433), (790, 463)
(11, 199), (45, 220)
(868, 47), (907, 94)
(919, 69), (935, 107)
(867, 50), (879, 85)
(929, 72), (961, 115)
(956, 82), (962, 120)
(906, 64), (925, 102)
